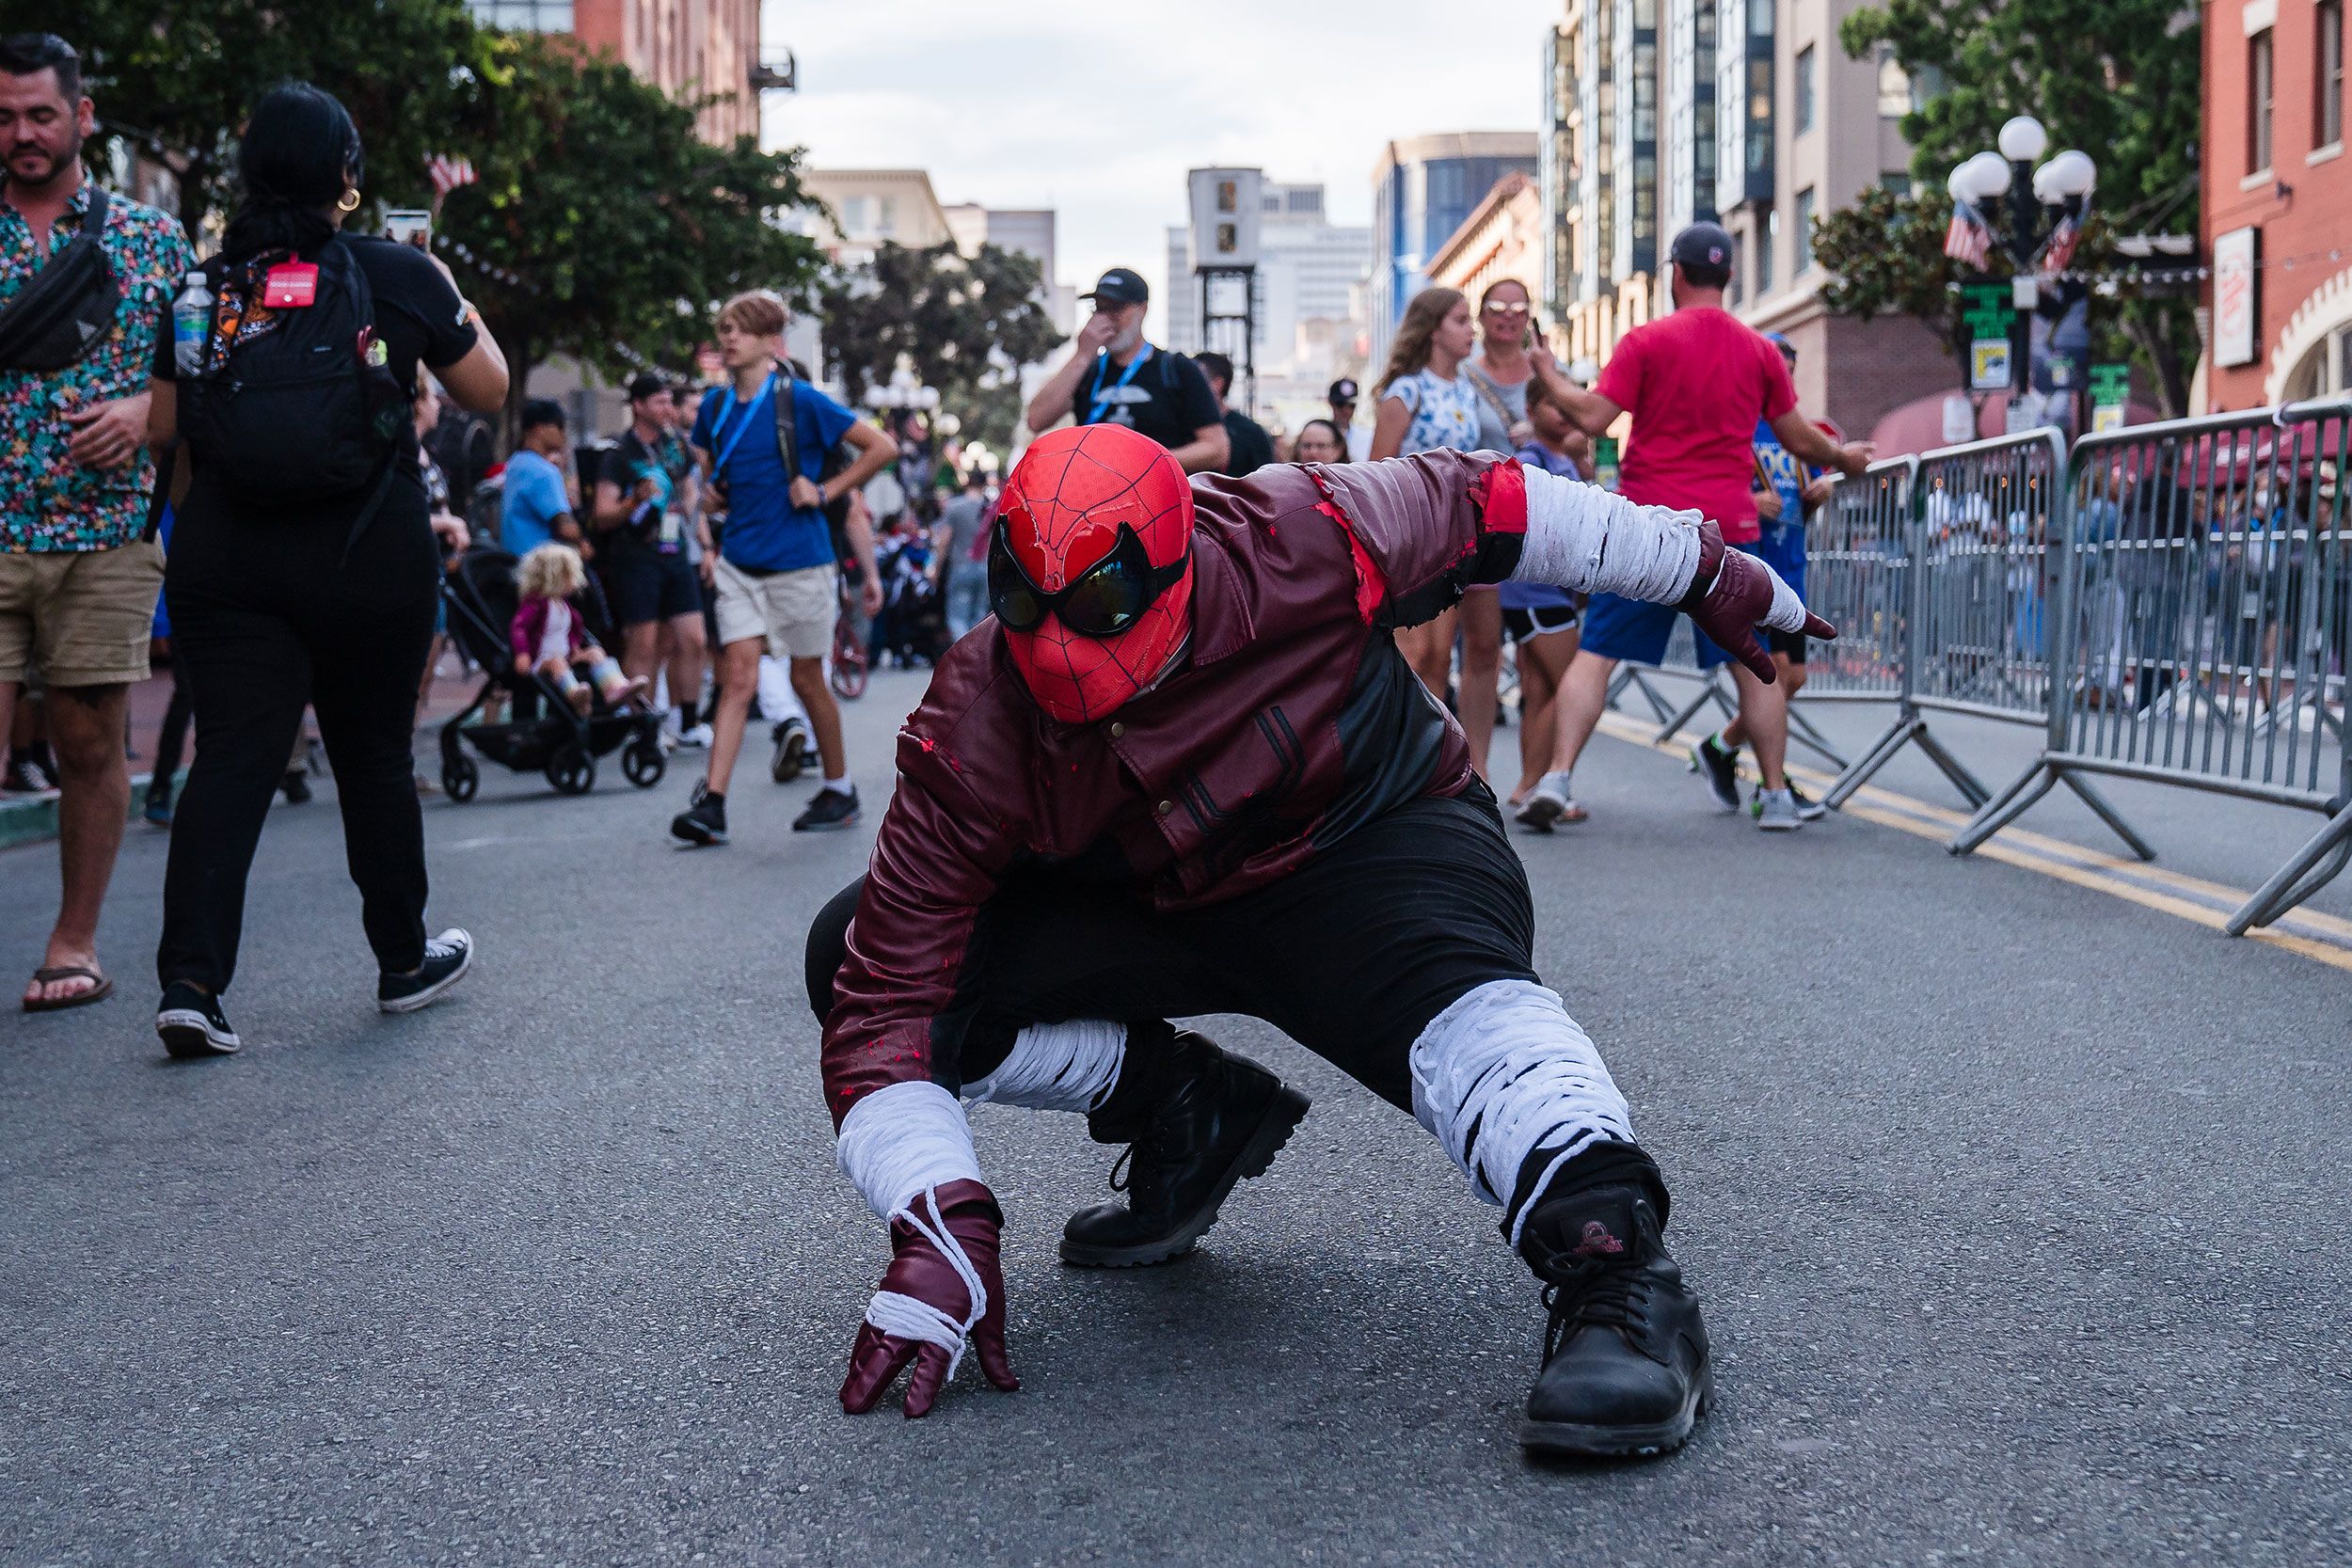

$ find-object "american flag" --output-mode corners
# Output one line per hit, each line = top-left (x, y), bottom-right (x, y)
(1944, 198), (1991, 269)
(426, 154), (477, 198)
(2041, 214), (2081, 275)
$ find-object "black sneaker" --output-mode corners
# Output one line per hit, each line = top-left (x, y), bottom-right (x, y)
(280, 768), (313, 804)
(671, 781), (728, 846)
(378, 927), (474, 1014)
(770, 718), (812, 784)
(1518, 1183), (1712, 1458)
(1788, 781), (1830, 822)
(791, 784), (860, 832)
(1690, 735), (1741, 813)
(156, 980), (240, 1058)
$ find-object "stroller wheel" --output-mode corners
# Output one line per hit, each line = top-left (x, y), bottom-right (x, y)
(442, 753), (479, 803)
(622, 735), (667, 789)
(545, 742), (596, 797)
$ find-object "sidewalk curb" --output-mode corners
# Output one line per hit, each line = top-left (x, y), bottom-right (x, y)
(0, 771), (164, 852)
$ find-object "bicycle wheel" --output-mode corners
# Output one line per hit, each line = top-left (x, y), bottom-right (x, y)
(831, 617), (869, 699)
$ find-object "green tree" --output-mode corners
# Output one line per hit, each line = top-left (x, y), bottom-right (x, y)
(16, 0), (497, 228)
(815, 240), (1066, 445)
(1838, 0), (2201, 413)
(430, 35), (825, 434)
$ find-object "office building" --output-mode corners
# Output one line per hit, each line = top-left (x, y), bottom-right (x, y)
(1370, 134), (1541, 368)
(1426, 173), (1547, 314)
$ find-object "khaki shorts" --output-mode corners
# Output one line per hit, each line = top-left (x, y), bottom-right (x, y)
(0, 539), (165, 688)
(711, 559), (835, 659)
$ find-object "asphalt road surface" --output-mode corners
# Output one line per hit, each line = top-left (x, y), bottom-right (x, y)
(4, 668), (2345, 1566)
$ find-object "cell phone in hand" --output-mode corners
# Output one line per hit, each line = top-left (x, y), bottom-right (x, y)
(385, 209), (433, 251)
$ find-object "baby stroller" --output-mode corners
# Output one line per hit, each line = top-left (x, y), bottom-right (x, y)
(435, 547), (667, 800)
(873, 538), (952, 668)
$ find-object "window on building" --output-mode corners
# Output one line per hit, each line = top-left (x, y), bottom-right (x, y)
(1796, 45), (1816, 135)
(1883, 171), (1913, 196)
(1756, 205), (1776, 294)
(2249, 28), (2275, 174)
(2320, 1), (2345, 150)
(1795, 186), (1816, 273)
(467, 0), (573, 29)
(1876, 48), (1912, 119)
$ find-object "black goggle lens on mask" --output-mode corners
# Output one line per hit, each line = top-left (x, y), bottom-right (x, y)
(989, 522), (1184, 639)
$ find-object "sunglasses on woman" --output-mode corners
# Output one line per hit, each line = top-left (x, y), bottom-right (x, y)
(989, 521), (1188, 638)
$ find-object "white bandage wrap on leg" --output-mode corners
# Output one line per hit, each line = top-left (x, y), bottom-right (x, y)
(834, 1080), (990, 1373)
(961, 1020), (1127, 1112)
(1509, 461), (1706, 604)
(1407, 978), (1640, 1249)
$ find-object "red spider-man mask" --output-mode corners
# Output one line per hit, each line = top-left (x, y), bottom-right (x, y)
(990, 424), (1194, 723)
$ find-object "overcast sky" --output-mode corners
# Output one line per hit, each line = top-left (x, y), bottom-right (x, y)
(762, 0), (1559, 338)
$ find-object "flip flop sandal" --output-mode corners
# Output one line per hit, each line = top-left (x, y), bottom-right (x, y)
(23, 965), (114, 1013)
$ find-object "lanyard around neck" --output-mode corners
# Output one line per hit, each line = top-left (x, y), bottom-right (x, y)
(1087, 344), (1152, 423)
(710, 371), (778, 472)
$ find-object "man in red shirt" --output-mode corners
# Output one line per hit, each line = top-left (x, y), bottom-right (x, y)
(1518, 223), (1871, 832)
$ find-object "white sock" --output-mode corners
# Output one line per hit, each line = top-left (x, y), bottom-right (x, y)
(823, 774), (851, 794)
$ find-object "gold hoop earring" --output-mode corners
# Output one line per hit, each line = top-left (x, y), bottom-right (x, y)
(337, 188), (361, 213)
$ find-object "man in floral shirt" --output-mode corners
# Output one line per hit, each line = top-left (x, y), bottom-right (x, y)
(0, 34), (192, 1011)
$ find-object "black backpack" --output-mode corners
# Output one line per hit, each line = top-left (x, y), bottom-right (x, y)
(179, 239), (408, 518)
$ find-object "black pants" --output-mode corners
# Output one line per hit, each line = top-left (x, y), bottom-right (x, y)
(149, 655), (192, 798)
(808, 793), (1541, 1110)
(157, 477), (440, 993)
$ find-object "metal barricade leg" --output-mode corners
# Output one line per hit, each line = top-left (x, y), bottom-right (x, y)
(1947, 758), (2059, 854)
(2227, 800), (2352, 932)
(1786, 703), (1851, 771)
(1908, 722), (1993, 809)
(1652, 669), (1732, 745)
(1824, 714), (1919, 807)
(2055, 768), (2158, 860)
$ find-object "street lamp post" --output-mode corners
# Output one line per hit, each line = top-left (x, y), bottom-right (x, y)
(1947, 116), (2097, 431)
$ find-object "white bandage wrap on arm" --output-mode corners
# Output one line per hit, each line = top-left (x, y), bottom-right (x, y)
(1508, 460), (1706, 605)
(834, 1080), (991, 1372)
(961, 1020), (1127, 1112)
(1408, 979), (1641, 1249)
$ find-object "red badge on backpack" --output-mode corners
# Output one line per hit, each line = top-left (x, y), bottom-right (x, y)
(262, 262), (319, 309)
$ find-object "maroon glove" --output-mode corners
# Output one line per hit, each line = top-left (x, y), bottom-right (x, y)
(1677, 520), (1837, 683)
(839, 1178), (1019, 1418)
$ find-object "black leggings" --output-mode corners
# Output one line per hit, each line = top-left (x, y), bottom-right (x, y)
(807, 792), (1541, 1111)
(157, 479), (440, 993)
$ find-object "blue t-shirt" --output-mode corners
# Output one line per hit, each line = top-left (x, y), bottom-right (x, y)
(1499, 443), (1582, 612)
(501, 448), (570, 558)
(1751, 419), (1813, 577)
(692, 373), (859, 573)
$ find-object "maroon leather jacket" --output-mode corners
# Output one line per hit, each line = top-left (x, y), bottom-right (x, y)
(821, 449), (1531, 1125)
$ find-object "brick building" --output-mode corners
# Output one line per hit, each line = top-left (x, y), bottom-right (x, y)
(467, 0), (767, 143)
(2199, 0), (2352, 410)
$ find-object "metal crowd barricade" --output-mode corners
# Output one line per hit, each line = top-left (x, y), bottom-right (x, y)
(1820, 430), (2081, 816)
(1950, 398), (2352, 932)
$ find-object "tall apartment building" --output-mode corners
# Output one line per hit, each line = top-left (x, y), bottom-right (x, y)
(1369, 134), (1541, 369)
(1547, 0), (1955, 440)
(1166, 181), (1371, 427)
(466, 0), (766, 143)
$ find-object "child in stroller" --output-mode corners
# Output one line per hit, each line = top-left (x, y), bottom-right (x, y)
(868, 525), (950, 668)
(511, 544), (648, 715)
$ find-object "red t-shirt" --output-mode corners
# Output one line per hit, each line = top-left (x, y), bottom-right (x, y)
(1594, 307), (1797, 544)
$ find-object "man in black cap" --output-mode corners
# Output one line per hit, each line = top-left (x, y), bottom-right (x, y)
(1025, 267), (1229, 473)
(1327, 376), (1371, 462)
(1521, 221), (1871, 833)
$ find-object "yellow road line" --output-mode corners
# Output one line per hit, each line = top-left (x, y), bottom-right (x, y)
(1590, 711), (2352, 973)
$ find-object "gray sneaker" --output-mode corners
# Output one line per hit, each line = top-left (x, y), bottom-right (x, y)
(1754, 788), (1802, 832)
(1515, 770), (1586, 832)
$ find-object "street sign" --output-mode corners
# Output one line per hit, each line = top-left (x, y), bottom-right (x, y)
(1961, 282), (2014, 392)
(2089, 362), (2132, 433)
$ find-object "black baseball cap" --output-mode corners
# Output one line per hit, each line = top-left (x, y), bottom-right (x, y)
(1328, 377), (1359, 404)
(1668, 221), (1735, 272)
(1082, 267), (1150, 306)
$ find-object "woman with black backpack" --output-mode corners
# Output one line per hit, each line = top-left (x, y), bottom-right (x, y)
(146, 83), (509, 1057)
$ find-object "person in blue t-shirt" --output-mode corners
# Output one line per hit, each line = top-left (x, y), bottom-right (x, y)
(500, 399), (579, 558)
(671, 290), (890, 847)
(1696, 331), (1839, 822)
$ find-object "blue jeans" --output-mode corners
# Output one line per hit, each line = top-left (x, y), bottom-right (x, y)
(946, 570), (991, 642)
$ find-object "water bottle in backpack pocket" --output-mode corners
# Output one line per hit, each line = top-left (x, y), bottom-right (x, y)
(179, 240), (409, 510)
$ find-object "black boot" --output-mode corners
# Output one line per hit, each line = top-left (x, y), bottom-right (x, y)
(1517, 1182), (1711, 1458)
(1059, 1029), (1309, 1268)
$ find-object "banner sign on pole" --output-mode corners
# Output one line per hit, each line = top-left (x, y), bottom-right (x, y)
(2088, 362), (2132, 433)
(1961, 282), (2014, 392)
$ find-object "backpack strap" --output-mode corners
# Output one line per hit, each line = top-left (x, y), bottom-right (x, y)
(771, 357), (801, 482)
(0, 183), (113, 369)
(325, 239), (403, 563)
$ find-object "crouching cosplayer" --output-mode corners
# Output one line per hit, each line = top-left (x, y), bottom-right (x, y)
(803, 424), (1830, 1456)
